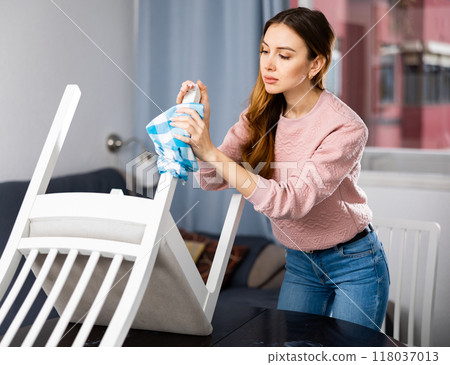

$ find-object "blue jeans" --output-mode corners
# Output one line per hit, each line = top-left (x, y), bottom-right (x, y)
(277, 230), (390, 331)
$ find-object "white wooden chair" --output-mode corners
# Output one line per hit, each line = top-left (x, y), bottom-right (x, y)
(0, 85), (245, 347)
(373, 218), (440, 347)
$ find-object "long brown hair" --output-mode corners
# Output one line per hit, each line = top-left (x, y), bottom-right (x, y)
(241, 7), (335, 179)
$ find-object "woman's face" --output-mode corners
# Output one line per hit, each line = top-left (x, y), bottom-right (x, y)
(260, 23), (315, 95)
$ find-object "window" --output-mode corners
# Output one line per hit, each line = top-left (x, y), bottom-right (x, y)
(380, 55), (395, 104)
(404, 64), (421, 105)
(440, 67), (450, 103)
(326, 46), (342, 98)
(307, 0), (450, 178)
(423, 64), (440, 104)
(311, 0), (450, 153)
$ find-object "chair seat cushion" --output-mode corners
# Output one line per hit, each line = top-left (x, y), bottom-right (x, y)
(30, 219), (213, 336)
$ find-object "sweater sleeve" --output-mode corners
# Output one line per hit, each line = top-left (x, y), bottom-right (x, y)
(245, 119), (368, 220)
(193, 110), (250, 191)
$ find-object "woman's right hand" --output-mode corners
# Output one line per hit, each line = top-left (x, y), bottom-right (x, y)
(176, 80), (197, 104)
(172, 80), (213, 162)
(175, 79), (211, 146)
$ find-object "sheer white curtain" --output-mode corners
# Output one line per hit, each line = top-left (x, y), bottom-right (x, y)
(135, 0), (289, 238)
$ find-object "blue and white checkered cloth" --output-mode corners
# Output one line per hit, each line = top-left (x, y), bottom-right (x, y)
(146, 103), (203, 181)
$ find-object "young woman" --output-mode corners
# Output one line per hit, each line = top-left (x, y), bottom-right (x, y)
(170, 7), (389, 331)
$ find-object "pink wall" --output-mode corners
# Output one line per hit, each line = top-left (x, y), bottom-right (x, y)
(403, 106), (450, 149)
(314, 0), (348, 37)
(423, 0), (450, 42)
(375, 124), (402, 148)
(422, 107), (450, 148)
(402, 106), (423, 148)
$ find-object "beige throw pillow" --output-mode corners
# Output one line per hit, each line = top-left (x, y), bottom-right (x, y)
(247, 244), (286, 289)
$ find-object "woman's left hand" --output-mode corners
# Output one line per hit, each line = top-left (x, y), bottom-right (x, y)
(171, 80), (217, 161)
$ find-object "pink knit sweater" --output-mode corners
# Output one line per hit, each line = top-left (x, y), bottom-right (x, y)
(194, 90), (372, 251)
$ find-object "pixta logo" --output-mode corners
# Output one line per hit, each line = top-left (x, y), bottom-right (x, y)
(125, 151), (160, 198)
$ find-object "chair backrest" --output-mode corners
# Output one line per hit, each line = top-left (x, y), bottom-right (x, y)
(0, 85), (245, 347)
(372, 218), (440, 346)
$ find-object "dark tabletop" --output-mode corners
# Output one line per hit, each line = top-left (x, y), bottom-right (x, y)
(7, 305), (404, 347)
(213, 308), (404, 347)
